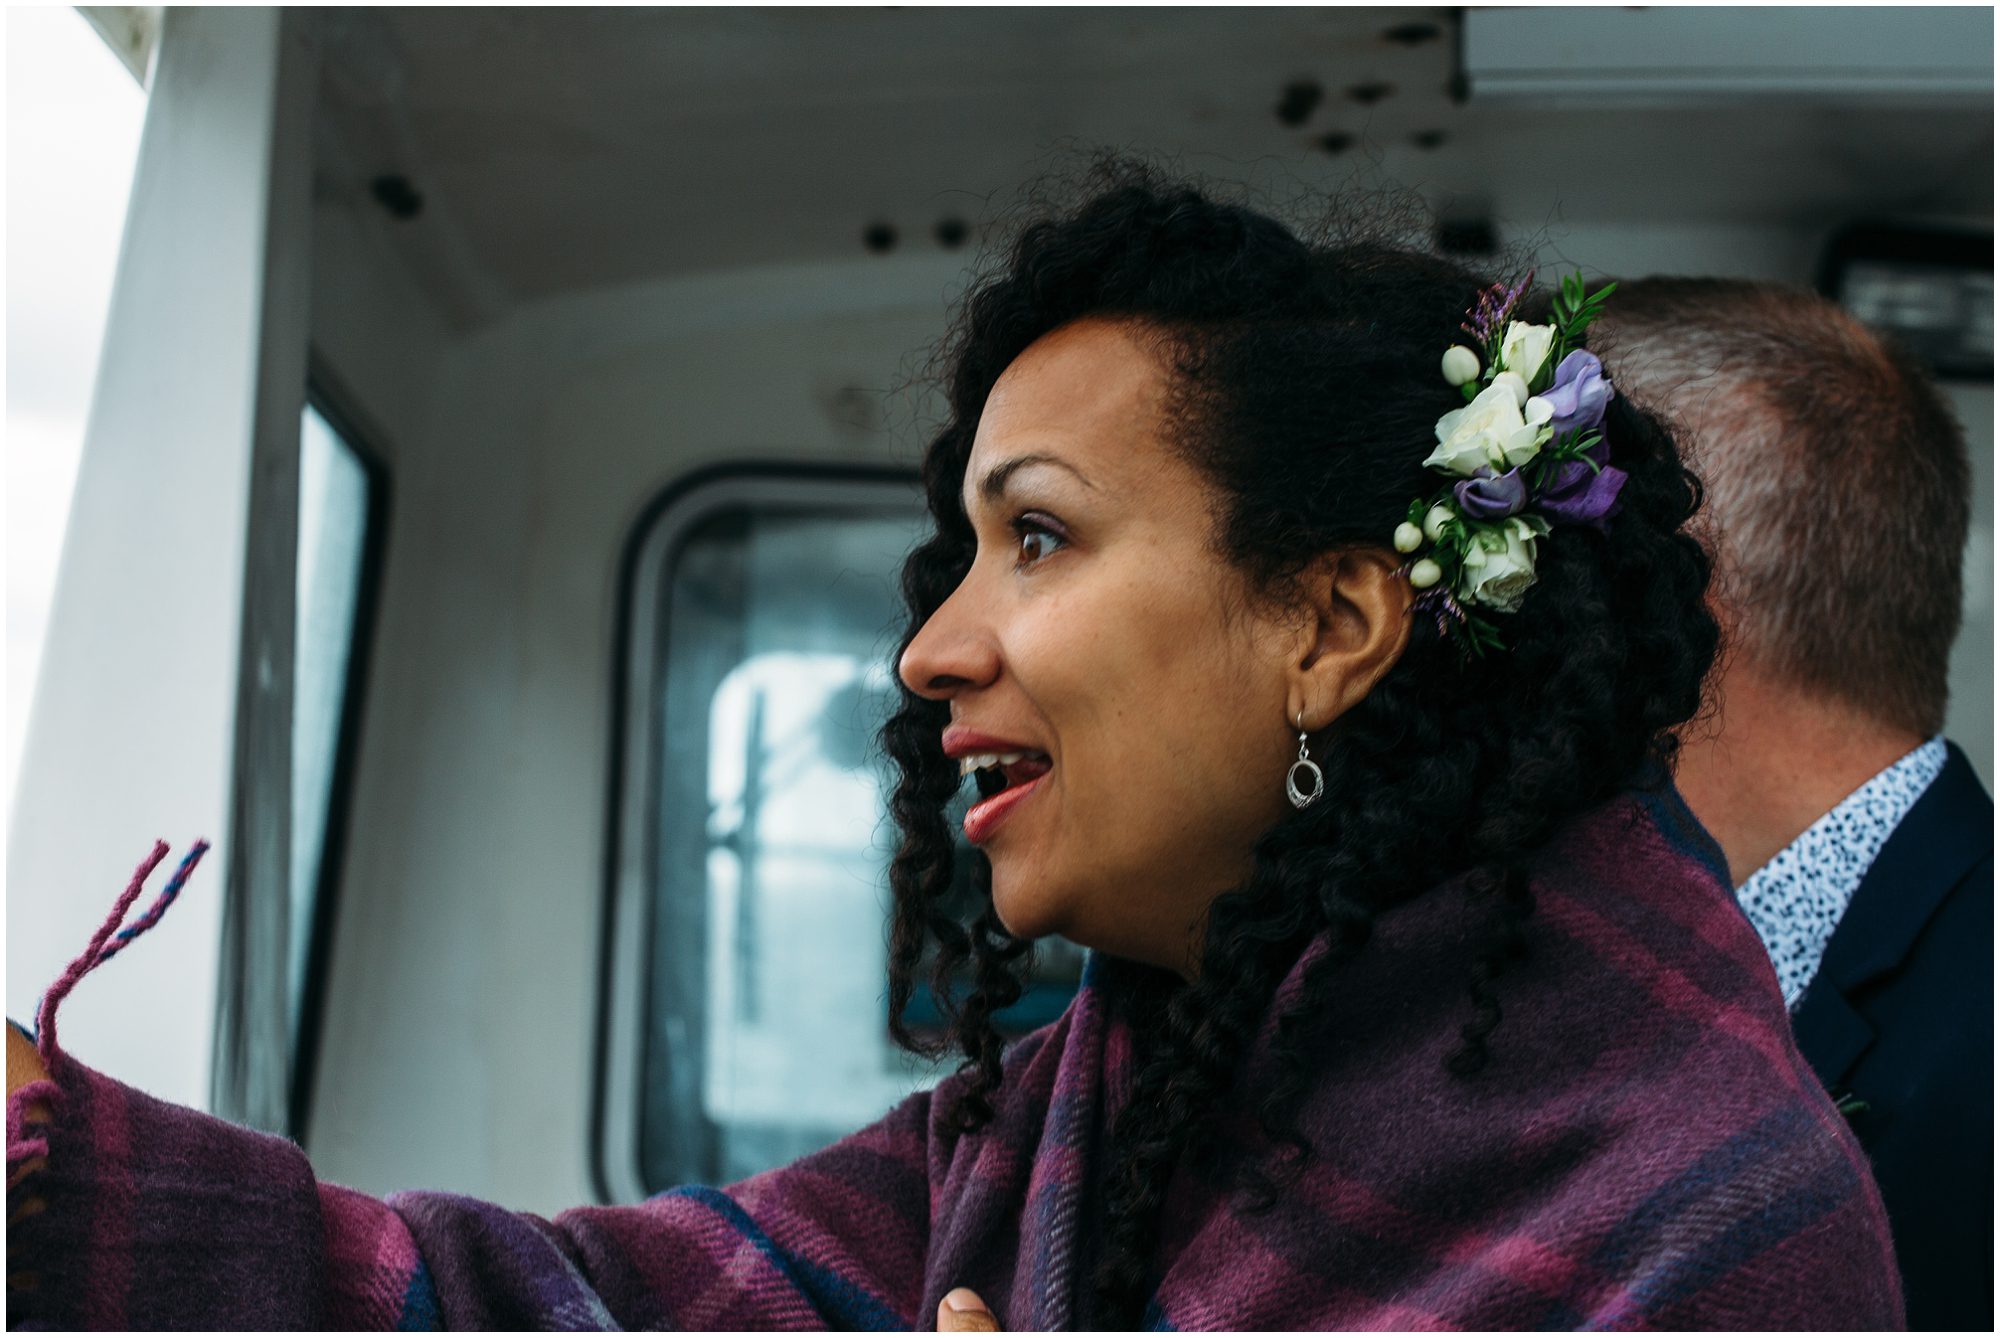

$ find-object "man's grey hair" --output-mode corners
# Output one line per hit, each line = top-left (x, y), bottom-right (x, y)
(1596, 277), (1969, 737)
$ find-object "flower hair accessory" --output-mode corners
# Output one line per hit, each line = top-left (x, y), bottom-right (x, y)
(1392, 270), (1623, 657)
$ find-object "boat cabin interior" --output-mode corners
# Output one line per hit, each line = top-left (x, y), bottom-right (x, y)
(7, 6), (1991, 1214)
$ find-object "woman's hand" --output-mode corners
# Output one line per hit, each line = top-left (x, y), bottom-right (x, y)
(8, 1020), (52, 1239)
(8, 1019), (49, 1099)
(935, 1287), (1000, 1332)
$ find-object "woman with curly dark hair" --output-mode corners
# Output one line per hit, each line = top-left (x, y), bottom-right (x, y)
(9, 166), (1901, 1331)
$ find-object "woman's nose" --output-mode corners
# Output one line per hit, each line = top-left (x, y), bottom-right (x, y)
(898, 582), (1001, 701)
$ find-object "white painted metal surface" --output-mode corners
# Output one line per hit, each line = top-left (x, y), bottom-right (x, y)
(7, 7), (310, 1113)
(76, 6), (161, 87)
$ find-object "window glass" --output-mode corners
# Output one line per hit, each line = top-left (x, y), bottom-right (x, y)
(290, 402), (373, 1054)
(637, 485), (1084, 1192)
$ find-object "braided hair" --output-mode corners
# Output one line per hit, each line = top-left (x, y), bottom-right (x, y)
(879, 161), (1718, 1328)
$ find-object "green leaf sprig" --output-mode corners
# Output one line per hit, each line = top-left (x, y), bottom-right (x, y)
(1548, 273), (1618, 375)
(1524, 430), (1605, 491)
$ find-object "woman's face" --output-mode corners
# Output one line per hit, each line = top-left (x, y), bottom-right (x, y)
(898, 319), (1309, 975)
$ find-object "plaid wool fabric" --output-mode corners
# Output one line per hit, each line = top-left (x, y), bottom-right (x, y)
(8, 784), (1903, 1329)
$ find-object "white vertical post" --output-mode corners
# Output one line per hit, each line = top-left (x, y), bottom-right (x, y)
(6, 7), (314, 1121)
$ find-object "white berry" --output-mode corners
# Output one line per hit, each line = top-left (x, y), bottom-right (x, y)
(1441, 345), (1481, 386)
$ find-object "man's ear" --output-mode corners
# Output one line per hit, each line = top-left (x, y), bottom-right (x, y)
(1289, 548), (1412, 729)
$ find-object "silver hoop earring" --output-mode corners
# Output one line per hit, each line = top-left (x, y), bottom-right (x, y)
(1286, 709), (1324, 810)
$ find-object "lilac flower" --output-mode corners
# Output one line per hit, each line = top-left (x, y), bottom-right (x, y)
(1460, 269), (1535, 346)
(1537, 441), (1628, 527)
(1454, 467), (1529, 519)
(1540, 350), (1615, 434)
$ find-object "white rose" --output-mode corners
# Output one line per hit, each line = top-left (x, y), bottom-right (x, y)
(1499, 321), (1556, 388)
(1490, 370), (1530, 408)
(1426, 382), (1548, 477)
(1457, 516), (1545, 613)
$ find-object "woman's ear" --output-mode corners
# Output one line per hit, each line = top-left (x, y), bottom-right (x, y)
(1290, 549), (1413, 728)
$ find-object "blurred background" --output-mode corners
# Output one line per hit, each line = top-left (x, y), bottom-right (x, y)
(5, 6), (1990, 1213)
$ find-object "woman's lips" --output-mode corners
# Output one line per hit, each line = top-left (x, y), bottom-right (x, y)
(963, 768), (1050, 844)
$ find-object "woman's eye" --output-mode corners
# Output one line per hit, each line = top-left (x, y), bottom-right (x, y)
(1010, 515), (1066, 568)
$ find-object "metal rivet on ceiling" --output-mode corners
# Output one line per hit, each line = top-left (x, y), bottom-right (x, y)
(1382, 22), (1443, 46)
(1274, 79), (1324, 128)
(863, 222), (897, 254)
(935, 217), (969, 249)
(1347, 82), (1394, 106)
(370, 174), (424, 221)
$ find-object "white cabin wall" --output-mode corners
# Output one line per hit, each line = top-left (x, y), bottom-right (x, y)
(304, 313), (539, 1197)
(292, 164), (461, 1139)
(307, 190), (451, 460)
(1520, 220), (1820, 287)
(1940, 382), (1993, 790)
(306, 254), (963, 1210)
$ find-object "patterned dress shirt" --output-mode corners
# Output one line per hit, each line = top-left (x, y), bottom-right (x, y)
(1735, 735), (1948, 1009)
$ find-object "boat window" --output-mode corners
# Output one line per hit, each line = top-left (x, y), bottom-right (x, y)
(602, 472), (1085, 1199)
(288, 394), (385, 1131)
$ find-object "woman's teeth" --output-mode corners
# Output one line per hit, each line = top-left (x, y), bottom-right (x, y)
(959, 750), (1032, 778)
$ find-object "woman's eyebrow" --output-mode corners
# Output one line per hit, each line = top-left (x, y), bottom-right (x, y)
(975, 453), (1098, 506)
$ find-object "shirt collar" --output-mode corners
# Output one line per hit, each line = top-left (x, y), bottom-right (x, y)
(1734, 736), (1948, 1009)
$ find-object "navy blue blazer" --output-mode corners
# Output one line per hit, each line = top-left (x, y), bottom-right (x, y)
(1792, 741), (1992, 1332)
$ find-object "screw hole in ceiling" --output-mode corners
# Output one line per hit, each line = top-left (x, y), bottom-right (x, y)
(1411, 129), (1448, 150)
(934, 217), (969, 249)
(1382, 22), (1443, 46)
(1274, 79), (1324, 128)
(370, 174), (424, 221)
(863, 222), (897, 254)
(1347, 81), (1394, 106)
(1317, 132), (1355, 156)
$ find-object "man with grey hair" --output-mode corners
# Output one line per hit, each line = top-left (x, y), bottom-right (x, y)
(1601, 279), (1991, 1331)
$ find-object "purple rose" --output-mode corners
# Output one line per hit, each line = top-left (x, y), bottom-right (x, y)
(1540, 350), (1614, 434)
(1454, 467), (1529, 520)
(1538, 441), (1627, 528)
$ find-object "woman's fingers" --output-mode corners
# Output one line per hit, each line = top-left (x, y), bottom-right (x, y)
(6, 1021), (51, 1237)
(7, 1020), (48, 1102)
(936, 1287), (1000, 1332)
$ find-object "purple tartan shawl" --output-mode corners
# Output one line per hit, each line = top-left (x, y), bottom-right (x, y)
(8, 786), (1903, 1329)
